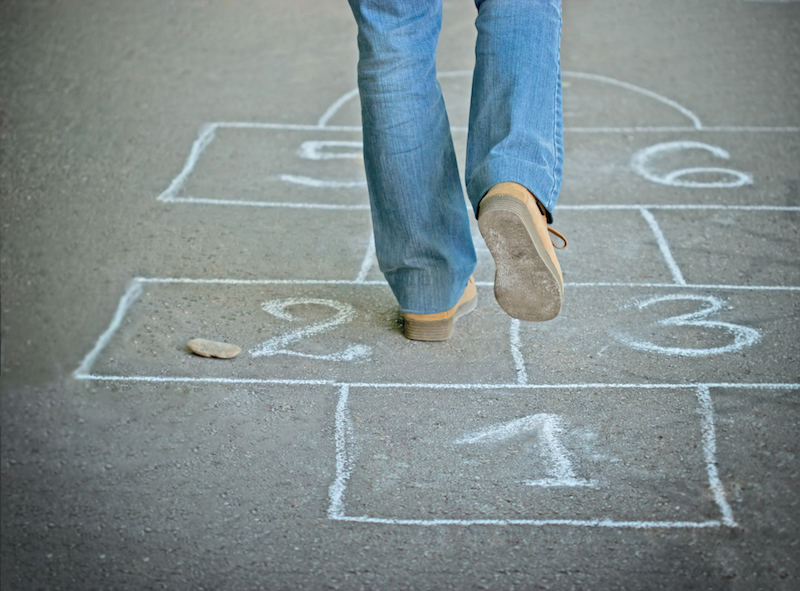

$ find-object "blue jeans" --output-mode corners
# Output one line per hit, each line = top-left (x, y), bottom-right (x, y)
(348, 0), (563, 314)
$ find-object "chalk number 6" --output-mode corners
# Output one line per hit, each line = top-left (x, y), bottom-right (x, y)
(631, 141), (752, 188)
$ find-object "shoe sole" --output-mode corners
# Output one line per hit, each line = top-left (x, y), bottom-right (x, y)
(403, 294), (478, 341)
(478, 193), (562, 321)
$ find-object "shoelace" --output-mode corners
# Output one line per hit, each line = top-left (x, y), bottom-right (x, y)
(534, 198), (568, 250)
(548, 227), (568, 250)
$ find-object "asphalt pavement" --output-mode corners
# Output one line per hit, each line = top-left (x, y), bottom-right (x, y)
(1, 0), (799, 589)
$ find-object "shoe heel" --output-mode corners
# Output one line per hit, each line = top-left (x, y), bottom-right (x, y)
(403, 316), (454, 341)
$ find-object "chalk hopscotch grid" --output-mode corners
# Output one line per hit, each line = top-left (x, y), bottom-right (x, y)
(72, 72), (799, 528)
(156, 126), (800, 211)
(71, 281), (796, 531)
(154, 72), (799, 313)
(152, 72), (799, 329)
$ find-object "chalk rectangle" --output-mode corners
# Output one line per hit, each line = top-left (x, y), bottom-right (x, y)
(653, 209), (800, 287)
(551, 209), (681, 284)
(516, 287), (798, 385)
(79, 281), (517, 385)
(561, 132), (798, 208)
(332, 385), (727, 526)
(161, 125), (369, 207)
(76, 280), (798, 387)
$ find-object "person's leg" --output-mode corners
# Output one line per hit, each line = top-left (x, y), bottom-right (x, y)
(466, 0), (566, 320)
(466, 0), (563, 220)
(347, 0), (477, 317)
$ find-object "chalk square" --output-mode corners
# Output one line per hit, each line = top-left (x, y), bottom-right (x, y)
(653, 209), (800, 287)
(163, 126), (369, 207)
(334, 386), (727, 526)
(356, 207), (688, 286)
(81, 280), (517, 385)
(560, 132), (798, 208)
(515, 287), (797, 385)
(553, 209), (681, 284)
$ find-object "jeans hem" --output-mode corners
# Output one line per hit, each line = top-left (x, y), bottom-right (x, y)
(467, 155), (561, 223)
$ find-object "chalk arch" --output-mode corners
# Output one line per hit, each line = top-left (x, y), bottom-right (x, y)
(318, 70), (703, 130)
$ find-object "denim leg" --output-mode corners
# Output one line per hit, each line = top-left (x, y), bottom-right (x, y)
(466, 0), (564, 223)
(348, 0), (477, 314)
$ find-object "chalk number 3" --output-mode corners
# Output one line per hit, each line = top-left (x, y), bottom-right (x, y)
(620, 294), (760, 356)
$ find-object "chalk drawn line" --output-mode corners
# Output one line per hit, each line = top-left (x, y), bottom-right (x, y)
(156, 122), (799, 206)
(72, 274), (799, 380)
(156, 68), (797, 205)
(325, 383), (776, 528)
(160, 196), (800, 212)
(320, 70), (705, 130)
(639, 207), (686, 286)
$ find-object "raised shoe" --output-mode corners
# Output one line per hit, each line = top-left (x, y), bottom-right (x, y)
(477, 182), (567, 321)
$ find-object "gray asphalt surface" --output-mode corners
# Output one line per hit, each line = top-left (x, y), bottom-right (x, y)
(2, 0), (799, 589)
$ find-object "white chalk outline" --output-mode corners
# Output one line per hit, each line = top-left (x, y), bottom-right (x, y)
(509, 319), (527, 385)
(562, 71), (703, 129)
(156, 69), (799, 207)
(68, 281), (792, 529)
(321, 70), (705, 131)
(72, 279), (143, 378)
(297, 140), (363, 160)
(71, 274), (800, 377)
(325, 382), (774, 528)
(71, 275), (800, 381)
(74, 71), (799, 528)
(318, 88), (361, 128)
(354, 233), (376, 283)
(157, 123), (363, 204)
(696, 385), (737, 527)
(156, 123), (799, 207)
(328, 384), (355, 519)
(279, 174), (367, 189)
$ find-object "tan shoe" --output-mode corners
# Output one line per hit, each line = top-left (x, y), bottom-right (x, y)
(403, 276), (477, 341)
(477, 182), (567, 321)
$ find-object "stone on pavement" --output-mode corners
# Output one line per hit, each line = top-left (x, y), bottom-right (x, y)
(187, 338), (241, 359)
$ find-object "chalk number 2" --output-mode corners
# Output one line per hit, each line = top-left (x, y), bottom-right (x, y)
(249, 298), (371, 361)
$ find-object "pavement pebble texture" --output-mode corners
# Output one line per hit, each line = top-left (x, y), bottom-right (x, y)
(1, 0), (798, 589)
